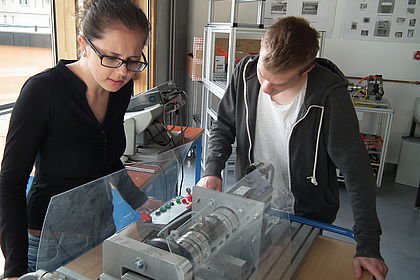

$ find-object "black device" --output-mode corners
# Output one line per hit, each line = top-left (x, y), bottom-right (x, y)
(126, 81), (179, 112)
(367, 75), (384, 101)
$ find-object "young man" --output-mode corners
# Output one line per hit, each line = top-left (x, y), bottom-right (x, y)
(199, 17), (388, 279)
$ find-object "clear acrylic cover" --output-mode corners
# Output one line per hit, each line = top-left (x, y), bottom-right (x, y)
(37, 143), (192, 272)
(38, 154), (293, 280)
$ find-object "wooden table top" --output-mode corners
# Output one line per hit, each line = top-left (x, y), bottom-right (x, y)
(64, 235), (371, 280)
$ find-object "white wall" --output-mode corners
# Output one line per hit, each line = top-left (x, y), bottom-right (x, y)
(327, 0), (420, 164)
(187, 0), (420, 164)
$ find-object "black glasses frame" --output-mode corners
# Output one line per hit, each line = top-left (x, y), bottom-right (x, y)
(83, 36), (148, 72)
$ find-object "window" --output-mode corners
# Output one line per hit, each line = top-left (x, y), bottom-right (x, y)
(0, 0), (157, 165)
(0, 0), (54, 162)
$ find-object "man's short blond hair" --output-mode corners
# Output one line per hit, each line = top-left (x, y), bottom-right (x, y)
(261, 17), (319, 74)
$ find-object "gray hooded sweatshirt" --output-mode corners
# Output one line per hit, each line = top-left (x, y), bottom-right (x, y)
(204, 55), (383, 259)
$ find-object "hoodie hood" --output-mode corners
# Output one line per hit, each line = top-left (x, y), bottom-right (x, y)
(240, 56), (350, 187)
(242, 55), (349, 107)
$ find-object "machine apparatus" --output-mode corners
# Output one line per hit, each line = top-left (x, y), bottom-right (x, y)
(123, 81), (187, 158)
(348, 74), (385, 103)
(18, 163), (355, 280)
(99, 163), (289, 280)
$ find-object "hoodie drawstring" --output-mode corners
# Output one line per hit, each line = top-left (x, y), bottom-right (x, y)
(243, 58), (253, 165)
(306, 107), (324, 186)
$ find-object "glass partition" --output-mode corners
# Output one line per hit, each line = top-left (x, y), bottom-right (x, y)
(37, 142), (192, 272)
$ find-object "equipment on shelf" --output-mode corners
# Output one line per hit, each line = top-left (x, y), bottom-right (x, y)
(366, 75), (385, 101)
(348, 74), (385, 106)
(360, 133), (383, 178)
(360, 133), (383, 150)
(127, 81), (183, 112)
(123, 81), (187, 158)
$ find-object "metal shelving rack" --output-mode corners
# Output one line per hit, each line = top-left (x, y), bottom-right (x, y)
(354, 98), (394, 187)
(208, 0), (266, 27)
(202, 26), (266, 93)
(336, 98), (394, 187)
(200, 1), (267, 185)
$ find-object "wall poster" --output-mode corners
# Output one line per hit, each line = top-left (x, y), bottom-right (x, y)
(341, 0), (419, 42)
(264, 0), (338, 37)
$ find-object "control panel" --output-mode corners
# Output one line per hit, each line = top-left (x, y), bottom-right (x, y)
(141, 188), (193, 225)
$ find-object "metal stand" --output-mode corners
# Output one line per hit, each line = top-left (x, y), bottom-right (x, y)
(354, 98), (394, 187)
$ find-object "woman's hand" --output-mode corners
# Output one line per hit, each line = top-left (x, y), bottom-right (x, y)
(138, 197), (163, 213)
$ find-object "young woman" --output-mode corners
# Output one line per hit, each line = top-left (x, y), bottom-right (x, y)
(0, 1), (161, 278)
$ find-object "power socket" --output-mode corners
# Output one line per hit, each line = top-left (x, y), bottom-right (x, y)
(414, 51), (420, 60)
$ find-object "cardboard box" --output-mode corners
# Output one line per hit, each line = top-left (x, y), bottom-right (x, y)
(186, 53), (203, 81)
(186, 37), (204, 81)
(215, 38), (261, 62)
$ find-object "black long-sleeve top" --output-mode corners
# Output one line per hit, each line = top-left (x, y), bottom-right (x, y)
(0, 60), (147, 277)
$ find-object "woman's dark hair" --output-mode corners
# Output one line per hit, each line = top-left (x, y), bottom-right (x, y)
(79, 0), (150, 44)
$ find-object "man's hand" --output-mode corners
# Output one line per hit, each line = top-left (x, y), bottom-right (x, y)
(4, 278), (19, 280)
(138, 197), (163, 213)
(196, 176), (222, 192)
(353, 257), (388, 280)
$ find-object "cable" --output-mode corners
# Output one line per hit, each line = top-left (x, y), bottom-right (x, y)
(178, 162), (184, 196)
(353, 99), (381, 108)
(157, 211), (198, 238)
(351, 89), (368, 101)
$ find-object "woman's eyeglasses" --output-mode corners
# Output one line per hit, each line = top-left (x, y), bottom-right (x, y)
(83, 36), (148, 72)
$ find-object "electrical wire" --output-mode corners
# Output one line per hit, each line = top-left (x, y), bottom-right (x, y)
(178, 162), (184, 196)
(351, 89), (382, 108)
(157, 211), (198, 238)
(353, 99), (381, 108)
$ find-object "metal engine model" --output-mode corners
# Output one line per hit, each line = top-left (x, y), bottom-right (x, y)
(348, 74), (385, 102)
(100, 164), (277, 280)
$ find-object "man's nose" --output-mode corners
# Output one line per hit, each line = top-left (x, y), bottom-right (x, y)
(262, 81), (274, 94)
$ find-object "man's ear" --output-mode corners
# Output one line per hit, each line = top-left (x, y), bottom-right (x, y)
(306, 64), (315, 74)
(301, 64), (315, 75)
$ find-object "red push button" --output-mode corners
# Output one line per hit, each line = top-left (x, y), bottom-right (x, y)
(139, 211), (152, 222)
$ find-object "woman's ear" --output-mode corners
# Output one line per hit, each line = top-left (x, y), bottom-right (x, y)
(78, 36), (88, 57)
